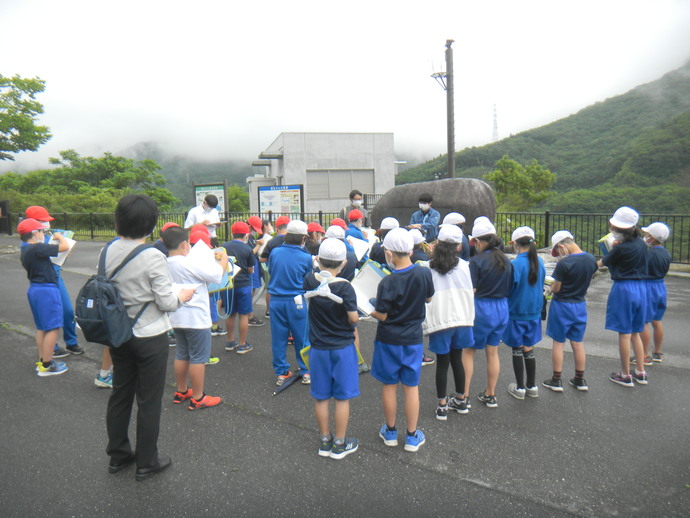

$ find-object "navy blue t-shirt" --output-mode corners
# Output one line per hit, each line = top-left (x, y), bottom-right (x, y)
(411, 248), (429, 263)
(303, 275), (358, 349)
(458, 235), (470, 261)
(601, 238), (648, 280)
(338, 249), (358, 281)
(552, 252), (598, 303)
(646, 246), (671, 280)
(375, 264), (434, 345)
(222, 239), (255, 289)
(469, 250), (513, 298)
(21, 243), (59, 284)
(260, 234), (286, 261)
(152, 239), (169, 257)
(369, 242), (385, 265)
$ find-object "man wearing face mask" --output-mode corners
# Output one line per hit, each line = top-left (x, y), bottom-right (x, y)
(184, 195), (222, 247)
(408, 193), (440, 242)
(338, 190), (371, 228)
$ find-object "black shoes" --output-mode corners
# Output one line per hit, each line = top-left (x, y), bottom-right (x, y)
(108, 454), (136, 474)
(135, 456), (172, 482)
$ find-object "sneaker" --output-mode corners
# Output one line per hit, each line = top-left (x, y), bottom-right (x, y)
(205, 357), (220, 365)
(276, 371), (293, 386)
(632, 370), (648, 385)
(94, 373), (113, 388)
(173, 388), (193, 404)
(248, 316), (265, 327)
(422, 355), (435, 366)
(225, 340), (239, 351)
(236, 343), (253, 355)
(188, 394), (222, 410)
(404, 430), (426, 452)
(211, 325), (227, 336)
(630, 356), (652, 366)
(609, 372), (634, 387)
(652, 352), (663, 363)
(66, 344), (85, 355)
(477, 392), (498, 408)
(508, 383), (526, 400)
(358, 362), (371, 374)
(448, 395), (469, 414)
(318, 436), (334, 458)
(436, 399), (449, 421)
(168, 333), (176, 347)
(36, 361), (68, 377)
(301, 372), (311, 385)
(264, 310), (270, 319)
(378, 424), (398, 447)
(525, 386), (539, 398)
(542, 377), (564, 392)
(330, 438), (359, 459)
(52, 347), (69, 359)
(569, 377), (589, 391)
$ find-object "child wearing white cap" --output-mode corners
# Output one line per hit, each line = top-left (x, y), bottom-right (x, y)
(423, 224), (474, 419)
(370, 228), (435, 452)
(370, 217), (399, 266)
(465, 218), (513, 408)
(303, 238), (360, 459)
(504, 227), (545, 401)
(640, 222), (671, 364)
(598, 206), (649, 387)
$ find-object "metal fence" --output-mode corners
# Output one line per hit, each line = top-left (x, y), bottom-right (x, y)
(6, 210), (689, 264)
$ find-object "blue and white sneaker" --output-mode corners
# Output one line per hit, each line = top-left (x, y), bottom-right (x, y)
(94, 373), (113, 388)
(330, 438), (358, 460)
(404, 430), (426, 452)
(378, 425), (398, 447)
(36, 361), (68, 377)
(318, 436), (334, 458)
(236, 343), (253, 355)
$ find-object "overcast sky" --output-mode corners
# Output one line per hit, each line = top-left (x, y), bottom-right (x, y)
(2, 0), (689, 172)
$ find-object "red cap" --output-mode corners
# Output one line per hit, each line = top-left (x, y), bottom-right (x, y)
(330, 218), (348, 230)
(231, 221), (250, 235)
(17, 218), (45, 234)
(307, 222), (325, 234)
(247, 215), (262, 234)
(25, 206), (54, 222)
(161, 222), (180, 232)
(347, 209), (363, 221)
(189, 230), (211, 247)
(275, 215), (291, 228)
(191, 224), (210, 235)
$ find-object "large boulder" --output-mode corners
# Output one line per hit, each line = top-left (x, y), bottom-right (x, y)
(370, 178), (496, 234)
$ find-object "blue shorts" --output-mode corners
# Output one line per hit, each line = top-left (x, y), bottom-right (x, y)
(472, 298), (509, 349)
(309, 345), (360, 400)
(645, 279), (666, 323)
(428, 327), (474, 354)
(222, 286), (253, 315)
(546, 300), (588, 343)
(605, 280), (647, 334)
(503, 319), (542, 348)
(28, 283), (63, 331)
(173, 327), (212, 364)
(371, 340), (423, 387)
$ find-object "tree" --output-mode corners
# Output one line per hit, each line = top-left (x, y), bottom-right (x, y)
(485, 155), (555, 211)
(0, 75), (51, 160)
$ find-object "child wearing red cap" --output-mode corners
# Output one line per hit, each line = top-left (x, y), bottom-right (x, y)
(345, 210), (367, 243)
(305, 222), (325, 255)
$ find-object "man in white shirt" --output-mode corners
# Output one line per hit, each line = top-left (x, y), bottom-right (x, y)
(184, 195), (222, 246)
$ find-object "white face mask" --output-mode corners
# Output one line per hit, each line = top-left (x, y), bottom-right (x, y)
(419, 203), (430, 211)
(384, 250), (396, 270)
(41, 221), (51, 230)
(557, 245), (570, 259)
(611, 231), (625, 241)
(644, 236), (655, 247)
(352, 199), (362, 208)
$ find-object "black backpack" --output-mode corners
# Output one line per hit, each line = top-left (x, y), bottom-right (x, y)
(74, 241), (152, 348)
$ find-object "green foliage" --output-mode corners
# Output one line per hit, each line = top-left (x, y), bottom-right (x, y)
(485, 155), (555, 211)
(547, 184), (690, 213)
(226, 184), (249, 212)
(0, 75), (52, 160)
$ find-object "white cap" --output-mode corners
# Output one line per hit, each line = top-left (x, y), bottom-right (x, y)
(550, 230), (574, 248)
(383, 227), (414, 253)
(409, 228), (425, 245)
(438, 224), (463, 244)
(511, 226), (535, 242)
(286, 220), (308, 235)
(610, 206), (639, 229)
(318, 238), (347, 261)
(325, 225), (345, 240)
(442, 212), (466, 225)
(470, 219), (496, 240)
(379, 217), (400, 230)
(641, 222), (670, 242)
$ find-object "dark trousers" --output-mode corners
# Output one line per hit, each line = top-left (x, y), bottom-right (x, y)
(106, 333), (168, 469)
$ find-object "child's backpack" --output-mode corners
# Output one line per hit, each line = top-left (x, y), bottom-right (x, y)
(74, 241), (152, 347)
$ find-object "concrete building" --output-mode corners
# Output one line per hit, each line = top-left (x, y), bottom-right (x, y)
(248, 132), (396, 213)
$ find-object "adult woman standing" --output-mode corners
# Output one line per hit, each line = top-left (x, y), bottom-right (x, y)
(105, 194), (195, 481)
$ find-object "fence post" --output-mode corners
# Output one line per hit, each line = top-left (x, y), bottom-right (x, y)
(318, 210), (323, 226)
(90, 213), (94, 240)
(544, 210), (550, 248)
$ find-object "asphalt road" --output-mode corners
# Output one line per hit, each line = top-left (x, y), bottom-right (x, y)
(0, 235), (688, 517)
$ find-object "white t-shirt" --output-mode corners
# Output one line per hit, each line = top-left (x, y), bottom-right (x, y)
(184, 204), (221, 237)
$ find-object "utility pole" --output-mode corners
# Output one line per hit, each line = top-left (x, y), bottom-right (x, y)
(432, 40), (456, 178)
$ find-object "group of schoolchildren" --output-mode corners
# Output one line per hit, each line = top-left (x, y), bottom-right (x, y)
(18, 198), (672, 461)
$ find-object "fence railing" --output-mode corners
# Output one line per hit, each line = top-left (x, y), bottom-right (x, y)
(5, 210), (689, 264)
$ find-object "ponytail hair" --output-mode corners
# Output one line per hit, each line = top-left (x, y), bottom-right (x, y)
(478, 234), (509, 272)
(515, 236), (539, 285)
